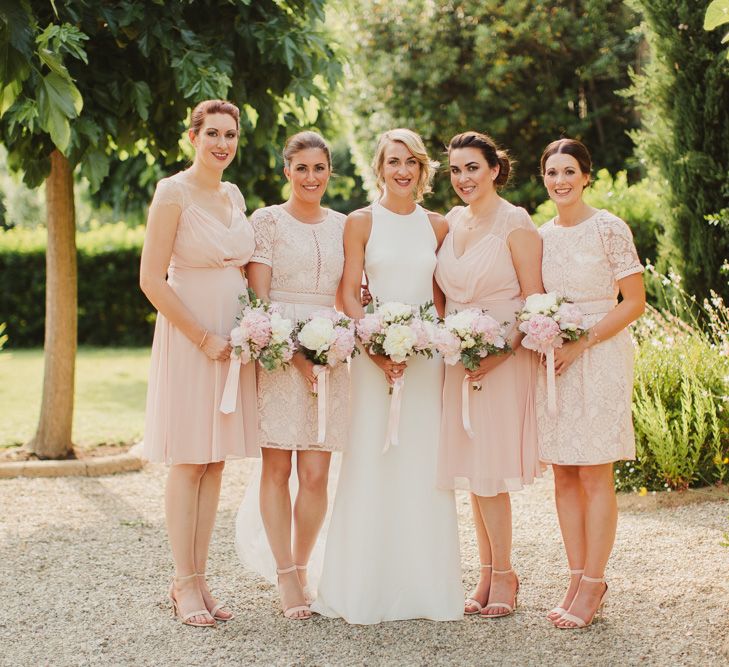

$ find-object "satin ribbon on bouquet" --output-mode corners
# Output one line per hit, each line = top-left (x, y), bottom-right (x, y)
(312, 365), (329, 444)
(383, 376), (405, 453)
(220, 356), (242, 414)
(545, 347), (557, 415)
(461, 377), (477, 438)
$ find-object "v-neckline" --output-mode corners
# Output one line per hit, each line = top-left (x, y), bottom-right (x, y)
(451, 206), (501, 260)
(182, 178), (235, 229)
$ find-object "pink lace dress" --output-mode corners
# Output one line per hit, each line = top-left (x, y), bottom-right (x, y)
(143, 175), (259, 464)
(537, 209), (644, 465)
(435, 202), (541, 497)
(249, 205), (348, 451)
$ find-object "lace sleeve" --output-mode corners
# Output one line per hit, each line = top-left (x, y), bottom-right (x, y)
(226, 182), (247, 214)
(250, 207), (276, 266)
(151, 178), (183, 209)
(596, 212), (644, 281)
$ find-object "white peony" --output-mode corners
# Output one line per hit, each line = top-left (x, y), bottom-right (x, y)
(298, 317), (335, 353)
(269, 312), (293, 344)
(445, 310), (477, 337)
(523, 292), (559, 314)
(378, 301), (414, 323)
(382, 323), (417, 362)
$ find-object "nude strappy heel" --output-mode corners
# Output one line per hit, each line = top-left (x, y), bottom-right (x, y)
(295, 564), (315, 604)
(169, 573), (216, 628)
(547, 568), (584, 621)
(481, 568), (519, 618)
(464, 564), (492, 615)
(556, 575), (609, 629)
(196, 572), (233, 622)
(276, 565), (312, 620)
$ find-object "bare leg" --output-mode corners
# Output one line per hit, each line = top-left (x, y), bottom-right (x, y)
(166, 463), (213, 625)
(292, 450), (332, 589)
(475, 492), (518, 616)
(465, 493), (492, 613)
(192, 461), (231, 620)
(259, 447), (309, 619)
(556, 463), (615, 628)
(549, 464), (587, 620)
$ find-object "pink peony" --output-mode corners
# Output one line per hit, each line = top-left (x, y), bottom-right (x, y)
(409, 319), (432, 352)
(243, 311), (272, 348)
(472, 313), (503, 345)
(433, 327), (462, 365)
(555, 302), (584, 332)
(356, 313), (383, 345)
(519, 313), (562, 352)
(330, 326), (356, 364)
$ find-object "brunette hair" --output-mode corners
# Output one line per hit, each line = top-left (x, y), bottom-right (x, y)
(189, 100), (240, 135)
(447, 131), (512, 188)
(540, 138), (592, 179)
(372, 128), (439, 202)
(283, 131), (332, 169)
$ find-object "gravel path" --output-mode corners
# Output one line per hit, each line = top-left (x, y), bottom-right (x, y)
(2, 460), (728, 666)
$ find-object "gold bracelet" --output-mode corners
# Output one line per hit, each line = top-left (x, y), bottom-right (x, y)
(198, 330), (209, 348)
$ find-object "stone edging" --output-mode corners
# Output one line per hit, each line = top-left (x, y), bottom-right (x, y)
(0, 445), (145, 479)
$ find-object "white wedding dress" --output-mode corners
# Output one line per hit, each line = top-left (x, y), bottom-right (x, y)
(311, 202), (463, 624)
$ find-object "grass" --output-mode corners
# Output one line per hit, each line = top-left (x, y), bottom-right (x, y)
(0, 347), (150, 449)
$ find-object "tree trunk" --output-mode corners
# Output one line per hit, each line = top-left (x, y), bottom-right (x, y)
(26, 150), (77, 459)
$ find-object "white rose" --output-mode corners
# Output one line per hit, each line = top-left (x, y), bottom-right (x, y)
(379, 302), (414, 323)
(382, 323), (417, 362)
(524, 292), (558, 314)
(298, 317), (335, 353)
(269, 312), (293, 344)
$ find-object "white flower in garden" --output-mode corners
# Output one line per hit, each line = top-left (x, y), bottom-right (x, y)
(382, 323), (417, 362)
(269, 312), (293, 344)
(298, 317), (335, 354)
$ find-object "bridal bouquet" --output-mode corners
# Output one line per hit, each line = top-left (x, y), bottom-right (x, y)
(356, 300), (437, 451)
(517, 292), (586, 414)
(295, 309), (358, 443)
(220, 290), (295, 414)
(434, 308), (511, 437)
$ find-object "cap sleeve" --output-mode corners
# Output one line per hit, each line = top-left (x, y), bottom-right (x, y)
(151, 177), (184, 209)
(249, 207), (276, 267)
(503, 205), (537, 240)
(596, 212), (644, 281)
(225, 182), (247, 214)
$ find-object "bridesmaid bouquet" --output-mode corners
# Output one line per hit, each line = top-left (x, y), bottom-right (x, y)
(356, 300), (437, 452)
(434, 308), (510, 438)
(220, 290), (295, 414)
(517, 292), (586, 414)
(295, 309), (358, 443)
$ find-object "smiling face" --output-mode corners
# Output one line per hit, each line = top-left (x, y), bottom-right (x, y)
(285, 147), (331, 204)
(190, 112), (238, 172)
(448, 147), (499, 204)
(543, 153), (590, 207)
(382, 141), (421, 198)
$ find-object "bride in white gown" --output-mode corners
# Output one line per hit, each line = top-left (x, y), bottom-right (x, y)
(311, 129), (463, 624)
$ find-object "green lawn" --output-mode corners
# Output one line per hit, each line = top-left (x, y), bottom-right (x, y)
(0, 347), (150, 448)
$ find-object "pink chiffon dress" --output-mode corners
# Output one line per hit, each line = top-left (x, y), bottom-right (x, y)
(435, 201), (541, 497)
(143, 175), (259, 464)
(537, 210), (643, 464)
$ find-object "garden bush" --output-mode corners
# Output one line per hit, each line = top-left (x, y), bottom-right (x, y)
(617, 266), (729, 492)
(0, 223), (154, 347)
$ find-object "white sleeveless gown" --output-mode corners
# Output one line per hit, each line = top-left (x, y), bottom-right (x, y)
(311, 202), (463, 624)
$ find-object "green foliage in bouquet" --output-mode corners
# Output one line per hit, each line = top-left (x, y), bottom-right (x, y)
(619, 267), (729, 492)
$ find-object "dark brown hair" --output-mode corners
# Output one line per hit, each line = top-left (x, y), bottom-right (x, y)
(190, 100), (240, 135)
(447, 131), (512, 188)
(283, 131), (332, 169)
(540, 138), (592, 178)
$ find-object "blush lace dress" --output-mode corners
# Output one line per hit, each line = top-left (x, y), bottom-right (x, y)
(537, 210), (644, 465)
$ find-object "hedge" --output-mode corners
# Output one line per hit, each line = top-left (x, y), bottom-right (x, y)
(0, 224), (154, 347)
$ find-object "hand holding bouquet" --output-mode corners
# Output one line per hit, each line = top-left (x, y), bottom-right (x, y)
(295, 309), (358, 443)
(356, 300), (437, 451)
(220, 289), (295, 414)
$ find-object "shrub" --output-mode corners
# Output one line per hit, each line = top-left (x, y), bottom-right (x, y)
(618, 266), (729, 492)
(0, 223), (154, 347)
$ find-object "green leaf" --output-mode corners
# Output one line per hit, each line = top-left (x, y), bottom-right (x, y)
(0, 79), (21, 115)
(130, 80), (151, 120)
(37, 72), (83, 151)
(38, 48), (69, 77)
(705, 0), (729, 30)
(81, 147), (110, 192)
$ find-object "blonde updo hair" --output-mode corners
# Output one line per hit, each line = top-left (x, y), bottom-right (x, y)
(189, 99), (240, 134)
(283, 130), (332, 169)
(372, 128), (439, 203)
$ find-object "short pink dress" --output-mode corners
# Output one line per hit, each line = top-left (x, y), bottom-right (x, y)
(143, 175), (259, 464)
(435, 201), (541, 497)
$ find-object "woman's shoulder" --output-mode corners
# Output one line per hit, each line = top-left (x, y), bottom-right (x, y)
(152, 174), (186, 207)
(327, 208), (347, 226)
(249, 204), (280, 224)
(594, 208), (630, 231)
(222, 181), (247, 211)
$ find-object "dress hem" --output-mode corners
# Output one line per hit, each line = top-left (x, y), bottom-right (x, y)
(539, 455), (635, 466)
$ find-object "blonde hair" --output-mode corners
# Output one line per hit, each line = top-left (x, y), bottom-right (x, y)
(372, 128), (438, 202)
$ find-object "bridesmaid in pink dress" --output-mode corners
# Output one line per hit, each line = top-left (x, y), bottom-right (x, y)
(537, 139), (645, 629)
(436, 132), (543, 618)
(140, 100), (258, 627)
